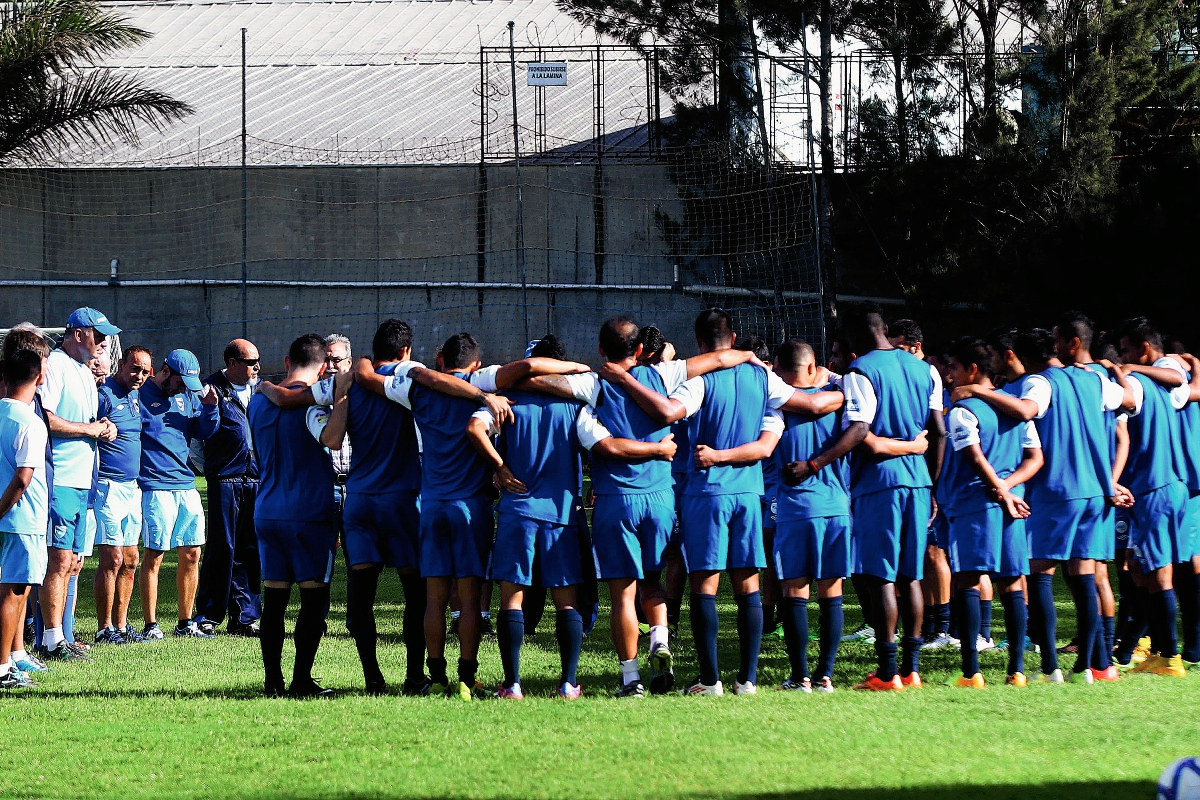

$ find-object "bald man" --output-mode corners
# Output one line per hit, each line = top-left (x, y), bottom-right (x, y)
(195, 339), (263, 637)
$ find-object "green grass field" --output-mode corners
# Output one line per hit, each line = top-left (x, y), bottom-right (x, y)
(2, 479), (1194, 799)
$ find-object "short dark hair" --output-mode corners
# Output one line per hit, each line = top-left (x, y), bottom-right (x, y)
(441, 333), (481, 370)
(775, 340), (815, 372)
(1055, 310), (1094, 351)
(947, 336), (993, 379)
(1014, 328), (1055, 365)
(735, 333), (770, 362)
(2, 329), (51, 363)
(2, 348), (43, 387)
(694, 308), (734, 349)
(530, 334), (566, 360)
(288, 333), (327, 368)
(843, 302), (888, 352)
(599, 316), (639, 361)
(373, 319), (413, 362)
(122, 345), (153, 365)
(1118, 316), (1163, 352)
(637, 325), (666, 361)
(889, 319), (923, 346)
(985, 326), (1019, 355)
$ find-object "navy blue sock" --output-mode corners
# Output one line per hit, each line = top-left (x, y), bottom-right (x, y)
(935, 602), (951, 636)
(1000, 590), (1027, 676)
(958, 588), (981, 677)
(1066, 573), (1099, 674)
(734, 591), (763, 685)
(922, 605), (934, 639)
(1102, 615), (1116, 658)
(1030, 573), (1059, 673)
(555, 608), (583, 686)
(979, 598), (993, 641)
(1175, 567), (1200, 663)
(690, 593), (720, 686)
(1091, 613), (1112, 671)
(779, 596), (809, 682)
(1115, 583), (1148, 663)
(427, 656), (448, 686)
(1150, 589), (1179, 658)
(1117, 567), (1136, 634)
(948, 595), (960, 641)
(897, 587), (921, 677)
(816, 595), (843, 680)
(875, 640), (898, 681)
(497, 609), (524, 687)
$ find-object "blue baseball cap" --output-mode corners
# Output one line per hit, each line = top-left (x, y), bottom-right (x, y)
(66, 307), (120, 337)
(165, 349), (204, 392)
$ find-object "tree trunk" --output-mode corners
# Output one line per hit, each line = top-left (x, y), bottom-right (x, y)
(818, 0), (838, 329)
(718, 0), (756, 146)
(981, 0), (998, 114)
(894, 49), (908, 162)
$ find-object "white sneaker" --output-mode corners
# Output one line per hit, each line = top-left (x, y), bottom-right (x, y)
(921, 632), (955, 651)
(732, 679), (757, 695)
(976, 636), (997, 652)
(814, 676), (835, 694)
(1037, 668), (1065, 684)
(682, 677), (724, 696)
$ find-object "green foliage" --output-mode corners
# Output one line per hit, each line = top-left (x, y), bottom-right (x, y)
(0, 0), (191, 165)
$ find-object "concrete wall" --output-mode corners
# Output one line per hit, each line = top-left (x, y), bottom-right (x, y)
(0, 165), (818, 373)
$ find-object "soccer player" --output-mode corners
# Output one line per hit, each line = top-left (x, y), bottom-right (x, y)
(940, 337), (1042, 688)
(36, 308), (119, 661)
(1111, 318), (1194, 677)
(1052, 313), (1132, 663)
(250, 333), (347, 698)
(1162, 348), (1200, 666)
(956, 327), (1128, 683)
(601, 309), (843, 695)
(93, 346), (153, 645)
(466, 335), (599, 699)
(819, 304), (945, 691)
(0, 349), (49, 689)
(138, 349), (220, 639)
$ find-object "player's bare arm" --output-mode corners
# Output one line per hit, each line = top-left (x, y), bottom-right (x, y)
(1000, 446), (1044, 494)
(465, 416), (527, 494)
(693, 430), (780, 469)
(319, 370), (352, 449)
(592, 433), (677, 462)
(682, 348), (760, 379)
(952, 384), (1039, 421)
(489, 357), (591, 390)
(780, 388), (843, 416)
(962, 442), (1030, 520)
(0, 466), (34, 518)
(784, 420), (867, 485)
(861, 429), (929, 457)
(598, 362), (685, 424)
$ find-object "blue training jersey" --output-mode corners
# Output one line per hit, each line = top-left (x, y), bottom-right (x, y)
(408, 374), (490, 501)
(684, 362), (769, 497)
(846, 348), (934, 495)
(1025, 367), (1111, 505)
(1121, 372), (1187, 496)
(938, 397), (1025, 516)
(774, 386), (849, 519)
(97, 377), (141, 483)
(249, 393), (334, 522)
(495, 390), (583, 525)
(591, 365), (672, 496)
(346, 362), (421, 494)
(138, 378), (219, 491)
(1176, 367), (1200, 495)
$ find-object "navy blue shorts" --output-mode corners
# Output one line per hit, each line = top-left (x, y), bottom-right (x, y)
(343, 490), (420, 569)
(947, 506), (1027, 577)
(1130, 482), (1189, 572)
(256, 518), (336, 585)
(773, 514), (851, 582)
(679, 492), (765, 572)
(419, 495), (494, 579)
(592, 490), (674, 580)
(491, 513), (582, 587)
(851, 487), (930, 582)
(930, 511), (949, 551)
(1026, 496), (1106, 561)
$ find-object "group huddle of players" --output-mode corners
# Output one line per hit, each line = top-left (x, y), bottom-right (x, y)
(245, 303), (1200, 699)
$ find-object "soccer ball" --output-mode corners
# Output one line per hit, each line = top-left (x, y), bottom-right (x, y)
(1158, 757), (1200, 800)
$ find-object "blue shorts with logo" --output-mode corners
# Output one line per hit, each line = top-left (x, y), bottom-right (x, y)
(591, 489), (674, 580)
(851, 487), (930, 582)
(930, 511), (949, 551)
(1026, 496), (1106, 561)
(94, 478), (142, 548)
(679, 492), (765, 572)
(762, 494), (778, 531)
(1115, 508), (1131, 550)
(1129, 482), (1189, 573)
(0, 532), (48, 585)
(49, 485), (90, 553)
(947, 506), (1028, 577)
(491, 512), (582, 587)
(419, 494), (494, 579)
(773, 514), (851, 582)
(142, 488), (206, 550)
(343, 490), (420, 569)
(256, 518), (336, 584)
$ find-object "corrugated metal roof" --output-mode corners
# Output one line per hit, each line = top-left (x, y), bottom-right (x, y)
(46, 1), (650, 166)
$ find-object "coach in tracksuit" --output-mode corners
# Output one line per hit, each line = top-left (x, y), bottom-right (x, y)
(195, 339), (262, 637)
